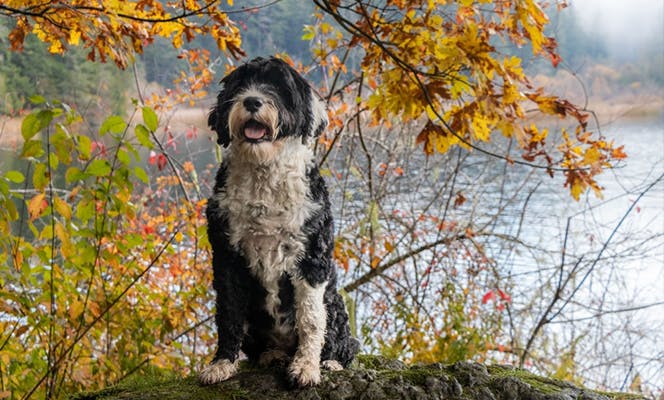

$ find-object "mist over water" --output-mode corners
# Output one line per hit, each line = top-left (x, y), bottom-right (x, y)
(569, 0), (664, 61)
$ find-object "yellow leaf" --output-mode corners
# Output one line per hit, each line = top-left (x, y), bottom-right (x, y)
(434, 132), (457, 154)
(28, 193), (47, 221)
(69, 299), (84, 321)
(54, 196), (72, 220)
(502, 83), (521, 104)
(570, 180), (584, 201)
(48, 39), (64, 54)
(68, 29), (81, 45)
(583, 147), (601, 165)
(471, 113), (491, 142)
(55, 222), (73, 259)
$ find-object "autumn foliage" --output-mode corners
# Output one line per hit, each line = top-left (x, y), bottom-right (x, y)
(0, 0), (633, 399)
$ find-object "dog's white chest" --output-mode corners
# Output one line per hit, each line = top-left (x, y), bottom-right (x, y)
(217, 142), (318, 318)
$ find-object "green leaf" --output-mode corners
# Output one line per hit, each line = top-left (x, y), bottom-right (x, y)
(40, 224), (54, 240)
(29, 95), (46, 105)
(21, 113), (40, 141)
(124, 141), (140, 160)
(142, 106), (158, 132)
(21, 109), (53, 140)
(21, 139), (44, 159)
(33, 163), (48, 191)
(88, 159), (111, 177)
(53, 125), (73, 164)
(301, 25), (315, 41)
(99, 115), (126, 136)
(4, 196), (18, 220)
(117, 149), (131, 166)
(76, 198), (94, 223)
(5, 170), (25, 184)
(65, 167), (85, 183)
(48, 152), (59, 171)
(134, 166), (149, 184)
(135, 124), (153, 149)
(77, 135), (92, 160)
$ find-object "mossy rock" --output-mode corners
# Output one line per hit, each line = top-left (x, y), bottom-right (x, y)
(70, 356), (645, 400)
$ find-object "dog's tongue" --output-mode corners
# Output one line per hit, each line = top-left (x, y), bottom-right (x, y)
(244, 121), (267, 140)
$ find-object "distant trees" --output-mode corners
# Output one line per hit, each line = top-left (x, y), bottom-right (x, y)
(0, 34), (129, 115)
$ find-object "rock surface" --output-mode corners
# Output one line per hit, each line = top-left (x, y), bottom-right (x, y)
(72, 356), (643, 400)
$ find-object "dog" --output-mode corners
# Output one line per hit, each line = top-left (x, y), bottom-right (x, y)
(199, 57), (359, 387)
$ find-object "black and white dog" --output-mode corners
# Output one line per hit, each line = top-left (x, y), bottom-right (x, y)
(199, 57), (359, 387)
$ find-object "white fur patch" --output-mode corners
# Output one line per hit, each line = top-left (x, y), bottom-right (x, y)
(199, 358), (238, 384)
(290, 279), (327, 386)
(321, 360), (343, 371)
(228, 85), (280, 143)
(290, 356), (321, 386)
(215, 137), (319, 326)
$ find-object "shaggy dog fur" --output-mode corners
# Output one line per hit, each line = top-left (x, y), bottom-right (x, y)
(199, 57), (359, 387)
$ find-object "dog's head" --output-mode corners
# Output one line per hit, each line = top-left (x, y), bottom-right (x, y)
(208, 57), (328, 151)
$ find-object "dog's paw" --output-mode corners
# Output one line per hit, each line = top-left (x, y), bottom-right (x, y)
(321, 360), (343, 371)
(258, 349), (290, 367)
(288, 356), (321, 387)
(198, 359), (238, 385)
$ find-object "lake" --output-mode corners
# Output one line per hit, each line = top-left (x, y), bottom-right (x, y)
(0, 115), (662, 392)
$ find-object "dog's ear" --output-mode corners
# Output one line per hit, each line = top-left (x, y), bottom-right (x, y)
(209, 69), (241, 147)
(208, 97), (231, 148)
(309, 90), (328, 141)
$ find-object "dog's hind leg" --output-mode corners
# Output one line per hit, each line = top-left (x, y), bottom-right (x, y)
(289, 279), (327, 387)
(321, 360), (343, 371)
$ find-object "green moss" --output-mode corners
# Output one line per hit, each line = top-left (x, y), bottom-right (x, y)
(355, 354), (394, 369)
(70, 358), (646, 400)
(69, 375), (251, 400)
(487, 366), (646, 400)
(593, 391), (647, 400)
(488, 365), (563, 395)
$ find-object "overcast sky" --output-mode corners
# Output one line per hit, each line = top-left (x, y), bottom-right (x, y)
(569, 0), (664, 51)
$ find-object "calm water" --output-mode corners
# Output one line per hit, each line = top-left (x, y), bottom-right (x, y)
(1, 117), (662, 390)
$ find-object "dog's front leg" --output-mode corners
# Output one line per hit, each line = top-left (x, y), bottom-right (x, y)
(289, 278), (327, 386)
(199, 259), (250, 385)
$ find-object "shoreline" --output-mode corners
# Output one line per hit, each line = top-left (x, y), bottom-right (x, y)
(1, 100), (662, 148)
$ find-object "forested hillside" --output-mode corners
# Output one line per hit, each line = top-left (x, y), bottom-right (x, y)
(1, 2), (661, 119)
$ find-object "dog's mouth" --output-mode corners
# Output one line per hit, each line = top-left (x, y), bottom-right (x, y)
(242, 119), (271, 143)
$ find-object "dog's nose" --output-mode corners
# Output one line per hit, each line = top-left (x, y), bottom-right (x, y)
(243, 97), (263, 112)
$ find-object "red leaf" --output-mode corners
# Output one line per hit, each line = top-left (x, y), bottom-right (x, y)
(497, 289), (511, 302)
(453, 192), (466, 208)
(482, 290), (495, 304)
(186, 126), (198, 139)
(166, 132), (176, 150)
(157, 154), (167, 171)
(550, 52), (562, 68)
